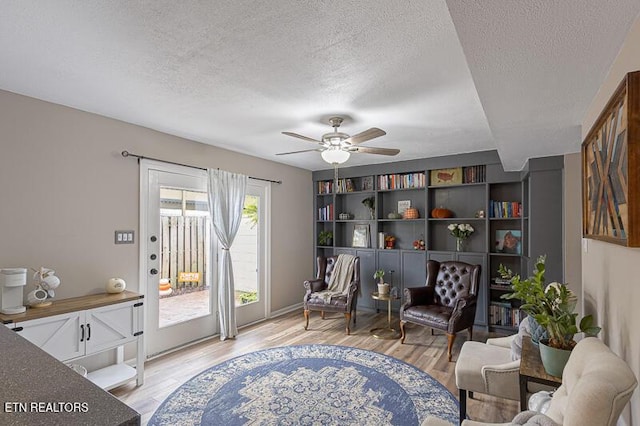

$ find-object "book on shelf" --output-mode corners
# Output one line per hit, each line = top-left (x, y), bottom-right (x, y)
(489, 200), (522, 218)
(489, 302), (521, 328)
(462, 165), (486, 183)
(335, 178), (355, 193)
(317, 203), (334, 221)
(377, 172), (425, 190)
(492, 277), (512, 286)
(318, 180), (333, 194)
(378, 232), (386, 249)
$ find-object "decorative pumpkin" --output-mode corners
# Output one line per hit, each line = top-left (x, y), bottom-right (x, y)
(403, 207), (419, 219)
(431, 207), (453, 218)
(106, 278), (126, 294)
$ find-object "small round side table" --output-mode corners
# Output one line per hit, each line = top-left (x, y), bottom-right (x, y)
(370, 292), (400, 339)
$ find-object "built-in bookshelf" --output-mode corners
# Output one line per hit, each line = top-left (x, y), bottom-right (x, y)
(312, 153), (563, 332)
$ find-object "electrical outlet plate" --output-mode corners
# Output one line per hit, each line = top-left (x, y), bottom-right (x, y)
(115, 230), (135, 244)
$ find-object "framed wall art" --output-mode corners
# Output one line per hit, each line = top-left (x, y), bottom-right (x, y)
(582, 70), (640, 247)
(430, 167), (463, 186)
(352, 224), (370, 248)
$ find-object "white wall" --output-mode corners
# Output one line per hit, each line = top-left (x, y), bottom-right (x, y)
(0, 89), (313, 314)
(580, 12), (640, 426)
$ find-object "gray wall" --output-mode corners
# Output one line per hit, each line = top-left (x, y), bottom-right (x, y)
(0, 89), (313, 314)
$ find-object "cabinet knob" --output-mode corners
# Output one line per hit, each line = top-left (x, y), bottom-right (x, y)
(150, 235), (157, 242)
(150, 268), (158, 275)
(150, 254), (157, 260)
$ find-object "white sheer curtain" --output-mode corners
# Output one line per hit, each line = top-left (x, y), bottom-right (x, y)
(207, 169), (248, 340)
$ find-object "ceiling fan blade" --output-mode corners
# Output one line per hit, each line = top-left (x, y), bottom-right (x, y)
(282, 132), (323, 144)
(343, 128), (386, 145)
(276, 148), (323, 156)
(351, 146), (400, 156)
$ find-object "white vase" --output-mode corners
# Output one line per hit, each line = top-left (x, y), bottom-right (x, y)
(377, 283), (390, 295)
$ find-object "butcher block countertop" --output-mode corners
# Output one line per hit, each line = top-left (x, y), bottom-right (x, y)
(0, 325), (140, 425)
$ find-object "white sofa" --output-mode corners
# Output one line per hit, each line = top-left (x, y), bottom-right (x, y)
(425, 337), (638, 426)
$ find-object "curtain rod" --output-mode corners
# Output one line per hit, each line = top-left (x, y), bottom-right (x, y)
(121, 151), (282, 184)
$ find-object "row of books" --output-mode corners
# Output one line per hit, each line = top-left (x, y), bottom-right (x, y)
(377, 173), (426, 190)
(335, 178), (355, 193)
(318, 203), (334, 221)
(489, 302), (522, 327)
(490, 200), (522, 218)
(318, 181), (333, 194)
(462, 165), (486, 183)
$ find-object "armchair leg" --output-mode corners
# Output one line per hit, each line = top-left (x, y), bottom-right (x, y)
(459, 388), (467, 424)
(353, 308), (356, 325)
(400, 321), (407, 343)
(447, 333), (456, 362)
(344, 312), (351, 335)
(321, 311), (325, 320)
(304, 310), (310, 330)
(467, 326), (473, 342)
(431, 328), (434, 336)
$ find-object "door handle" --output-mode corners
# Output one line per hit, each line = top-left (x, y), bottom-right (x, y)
(87, 323), (91, 341)
(80, 324), (85, 342)
(150, 268), (158, 275)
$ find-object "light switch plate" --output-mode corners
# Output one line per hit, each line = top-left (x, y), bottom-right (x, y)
(115, 230), (135, 244)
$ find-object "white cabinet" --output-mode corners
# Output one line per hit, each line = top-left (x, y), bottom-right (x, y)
(16, 311), (84, 361)
(2, 292), (144, 390)
(85, 301), (139, 354)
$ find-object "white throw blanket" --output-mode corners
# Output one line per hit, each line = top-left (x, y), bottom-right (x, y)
(317, 254), (356, 303)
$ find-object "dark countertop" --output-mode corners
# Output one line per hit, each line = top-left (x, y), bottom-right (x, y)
(0, 325), (140, 426)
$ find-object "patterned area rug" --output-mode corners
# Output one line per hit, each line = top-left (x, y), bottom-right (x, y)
(149, 345), (458, 425)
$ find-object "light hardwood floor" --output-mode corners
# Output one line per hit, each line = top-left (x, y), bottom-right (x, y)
(112, 310), (519, 425)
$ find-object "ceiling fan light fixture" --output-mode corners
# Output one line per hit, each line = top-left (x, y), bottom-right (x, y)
(321, 148), (350, 164)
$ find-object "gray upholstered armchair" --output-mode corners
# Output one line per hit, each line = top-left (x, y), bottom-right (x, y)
(303, 256), (360, 334)
(400, 260), (480, 361)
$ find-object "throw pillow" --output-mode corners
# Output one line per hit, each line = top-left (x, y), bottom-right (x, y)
(510, 316), (532, 360)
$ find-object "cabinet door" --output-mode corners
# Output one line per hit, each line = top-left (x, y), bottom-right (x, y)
(18, 312), (84, 361)
(427, 251), (455, 263)
(456, 253), (487, 326)
(355, 249), (377, 310)
(401, 251), (426, 290)
(85, 301), (137, 355)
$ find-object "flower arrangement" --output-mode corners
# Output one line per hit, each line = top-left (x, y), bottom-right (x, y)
(500, 255), (600, 350)
(447, 223), (474, 239)
(448, 223), (474, 251)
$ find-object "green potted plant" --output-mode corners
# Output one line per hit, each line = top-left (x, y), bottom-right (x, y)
(318, 230), (333, 246)
(500, 255), (601, 377)
(374, 269), (389, 294)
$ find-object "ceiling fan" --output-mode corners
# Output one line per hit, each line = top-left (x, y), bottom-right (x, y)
(277, 117), (400, 164)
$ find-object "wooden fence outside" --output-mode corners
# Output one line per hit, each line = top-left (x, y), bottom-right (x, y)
(160, 216), (210, 290)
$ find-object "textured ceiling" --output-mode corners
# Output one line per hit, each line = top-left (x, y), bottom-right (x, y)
(0, 1), (638, 171)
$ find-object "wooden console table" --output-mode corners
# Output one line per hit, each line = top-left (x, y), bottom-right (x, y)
(1, 291), (144, 390)
(519, 336), (562, 410)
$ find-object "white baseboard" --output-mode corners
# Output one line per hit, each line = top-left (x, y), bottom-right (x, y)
(269, 302), (303, 319)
